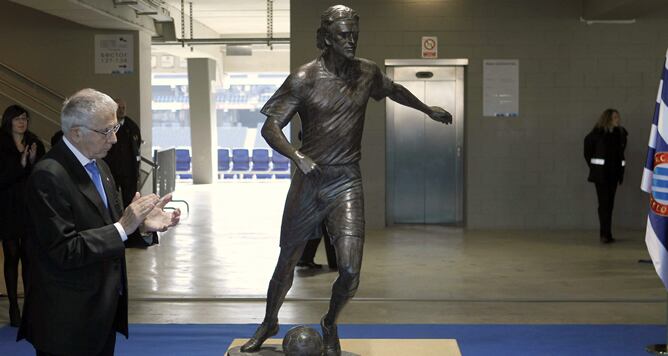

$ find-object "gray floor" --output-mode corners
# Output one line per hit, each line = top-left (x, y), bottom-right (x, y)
(0, 182), (664, 326)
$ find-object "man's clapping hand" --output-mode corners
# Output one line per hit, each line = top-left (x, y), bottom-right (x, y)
(119, 193), (160, 234)
(140, 193), (181, 233)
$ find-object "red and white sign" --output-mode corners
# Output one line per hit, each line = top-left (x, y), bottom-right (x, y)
(421, 36), (438, 58)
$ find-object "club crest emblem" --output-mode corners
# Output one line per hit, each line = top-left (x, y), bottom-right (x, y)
(651, 152), (668, 216)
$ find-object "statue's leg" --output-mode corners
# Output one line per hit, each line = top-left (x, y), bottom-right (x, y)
(321, 235), (364, 356)
(240, 242), (306, 352)
(242, 167), (321, 351)
(320, 166), (365, 355)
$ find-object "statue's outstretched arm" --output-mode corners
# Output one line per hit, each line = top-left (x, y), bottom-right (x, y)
(388, 83), (453, 124)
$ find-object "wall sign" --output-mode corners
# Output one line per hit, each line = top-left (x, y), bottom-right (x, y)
(421, 36), (438, 58)
(95, 34), (134, 74)
(483, 59), (519, 117)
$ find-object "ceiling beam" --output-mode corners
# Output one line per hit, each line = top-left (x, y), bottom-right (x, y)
(583, 0), (666, 20)
(151, 37), (290, 46)
(10, 0), (159, 33)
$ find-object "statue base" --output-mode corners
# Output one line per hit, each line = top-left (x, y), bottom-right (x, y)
(647, 344), (668, 355)
(226, 338), (460, 355)
(227, 345), (359, 356)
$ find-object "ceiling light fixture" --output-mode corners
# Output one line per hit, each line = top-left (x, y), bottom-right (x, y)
(579, 16), (636, 25)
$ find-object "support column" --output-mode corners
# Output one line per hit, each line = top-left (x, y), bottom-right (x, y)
(137, 30), (153, 195)
(187, 58), (217, 184)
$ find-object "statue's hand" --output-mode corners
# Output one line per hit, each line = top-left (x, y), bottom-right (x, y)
(295, 152), (318, 175)
(429, 106), (453, 124)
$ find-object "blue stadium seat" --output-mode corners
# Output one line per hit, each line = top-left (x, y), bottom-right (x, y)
(218, 148), (232, 179)
(175, 148), (192, 179)
(232, 148), (251, 179)
(252, 148), (271, 179)
(218, 148), (230, 171)
(271, 150), (290, 179)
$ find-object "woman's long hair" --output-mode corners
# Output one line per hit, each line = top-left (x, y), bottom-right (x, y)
(1, 105), (30, 135)
(594, 108), (619, 130)
(0, 105), (39, 147)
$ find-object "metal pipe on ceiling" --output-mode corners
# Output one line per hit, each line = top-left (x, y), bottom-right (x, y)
(152, 38), (290, 46)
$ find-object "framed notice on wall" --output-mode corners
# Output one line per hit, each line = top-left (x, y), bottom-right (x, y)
(95, 34), (134, 74)
(483, 59), (519, 117)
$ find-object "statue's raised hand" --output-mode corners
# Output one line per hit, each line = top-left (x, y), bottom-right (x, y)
(429, 106), (453, 124)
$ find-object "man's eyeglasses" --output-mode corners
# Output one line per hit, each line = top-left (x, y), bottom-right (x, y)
(81, 123), (121, 138)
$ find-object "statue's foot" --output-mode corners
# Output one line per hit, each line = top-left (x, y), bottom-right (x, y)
(320, 316), (341, 356)
(240, 320), (279, 353)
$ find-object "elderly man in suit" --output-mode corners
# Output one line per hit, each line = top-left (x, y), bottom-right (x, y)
(17, 88), (180, 356)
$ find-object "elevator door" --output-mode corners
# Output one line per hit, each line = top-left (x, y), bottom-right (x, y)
(386, 61), (465, 225)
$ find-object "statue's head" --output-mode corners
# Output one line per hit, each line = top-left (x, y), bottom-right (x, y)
(316, 5), (359, 59)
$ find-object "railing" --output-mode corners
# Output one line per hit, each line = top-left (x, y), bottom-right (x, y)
(0, 61), (65, 146)
(0, 62), (65, 102)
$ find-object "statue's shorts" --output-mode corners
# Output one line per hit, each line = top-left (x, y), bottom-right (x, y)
(279, 163), (364, 247)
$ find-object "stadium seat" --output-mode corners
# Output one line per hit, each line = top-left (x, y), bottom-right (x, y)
(232, 148), (252, 179)
(271, 150), (291, 179)
(252, 148), (271, 179)
(175, 148), (192, 179)
(218, 148), (232, 179)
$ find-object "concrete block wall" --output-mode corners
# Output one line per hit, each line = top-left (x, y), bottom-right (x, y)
(291, 0), (668, 229)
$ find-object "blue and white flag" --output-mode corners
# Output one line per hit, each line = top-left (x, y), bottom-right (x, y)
(641, 49), (668, 289)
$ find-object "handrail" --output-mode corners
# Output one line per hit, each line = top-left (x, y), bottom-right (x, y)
(0, 87), (61, 129)
(0, 77), (61, 116)
(141, 155), (158, 168)
(0, 62), (66, 101)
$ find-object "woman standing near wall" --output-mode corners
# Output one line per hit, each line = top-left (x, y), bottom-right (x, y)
(584, 108), (628, 244)
(0, 105), (44, 326)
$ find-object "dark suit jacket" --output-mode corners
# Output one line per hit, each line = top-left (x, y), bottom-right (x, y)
(17, 140), (151, 355)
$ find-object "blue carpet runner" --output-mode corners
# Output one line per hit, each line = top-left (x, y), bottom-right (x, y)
(0, 324), (664, 355)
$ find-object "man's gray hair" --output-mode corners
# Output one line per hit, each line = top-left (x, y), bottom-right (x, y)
(61, 88), (117, 132)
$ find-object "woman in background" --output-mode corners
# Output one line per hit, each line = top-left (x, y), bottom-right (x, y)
(584, 108), (628, 244)
(0, 105), (44, 326)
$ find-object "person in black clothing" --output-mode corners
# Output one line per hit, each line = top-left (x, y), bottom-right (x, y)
(298, 222), (338, 270)
(584, 108), (627, 243)
(17, 88), (180, 356)
(50, 130), (63, 147)
(103, 98), (146, 248)
(103, 98), (142, 209)
(0, 105), (45, 326)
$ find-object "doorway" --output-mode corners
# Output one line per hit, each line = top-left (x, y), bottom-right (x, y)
(385, 59), (466, 225)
